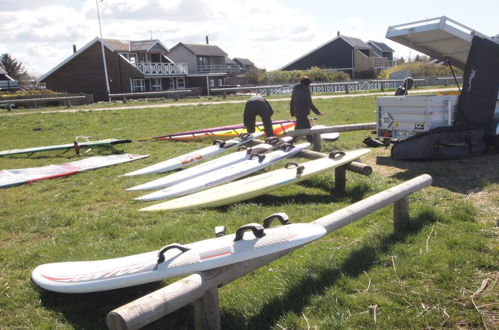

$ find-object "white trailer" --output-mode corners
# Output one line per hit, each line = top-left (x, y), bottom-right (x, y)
(376, 16), (499, 143)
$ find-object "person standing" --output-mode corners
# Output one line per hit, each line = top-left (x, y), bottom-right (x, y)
(290, 76), (323, 142)
(243, 93), (275, 137)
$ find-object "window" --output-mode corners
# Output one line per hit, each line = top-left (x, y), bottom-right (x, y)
(138, 53), (146, 63)
(168, 78), (175, 89)
(209, 79), (215, 87)
(150, 53), (160, 62)
(197, 56), (210, 66)
(128, 53), (137, 65)
(176, 78), (185, 89)
(218, 79), (223, 86)
(132, 79), (145, 92)
(151, 78), (162, 91)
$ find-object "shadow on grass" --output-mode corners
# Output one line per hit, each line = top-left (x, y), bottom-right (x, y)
(37, 280), (194, 329)
(376, 151), (499, 194)
(221, 208), (441, 329)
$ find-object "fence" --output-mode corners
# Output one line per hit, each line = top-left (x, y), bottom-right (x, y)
(108, 89), (193, 103)
(210, 77), (462, 97)
(0, 95), (90, 110)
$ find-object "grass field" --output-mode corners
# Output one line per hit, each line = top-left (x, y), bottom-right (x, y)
(0, 92), (497, 329)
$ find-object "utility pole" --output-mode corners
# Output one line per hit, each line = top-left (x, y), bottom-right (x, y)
(96, 0), (111, 102)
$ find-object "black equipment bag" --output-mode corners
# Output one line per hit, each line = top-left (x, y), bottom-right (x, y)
(391, 125), (487, 160)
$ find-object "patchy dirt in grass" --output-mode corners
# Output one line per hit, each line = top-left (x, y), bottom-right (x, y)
(362, 147), (499, 227)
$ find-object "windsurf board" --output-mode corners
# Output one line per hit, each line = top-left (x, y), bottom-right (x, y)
(136, 142), (310, 201)
(32, 214), (326, 293)
(141, 148), (370, 210)
(124, 133), (262, 176)
(127, 136), (294, 191)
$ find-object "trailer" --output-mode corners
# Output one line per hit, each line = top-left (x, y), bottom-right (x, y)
(376, 16), (499, 144)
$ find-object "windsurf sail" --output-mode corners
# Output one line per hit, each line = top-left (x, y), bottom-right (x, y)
(0, 138), (132, 157)
(0, 154), (148, 188)
(139, 120), (296, 141)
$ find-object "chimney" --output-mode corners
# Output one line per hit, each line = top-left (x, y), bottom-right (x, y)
(337, 31), (340, 36)
(73, 44), (77, 53)
(205, 36), (209, 44)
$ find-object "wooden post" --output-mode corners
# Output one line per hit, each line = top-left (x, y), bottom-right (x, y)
(222, 91), (226, 99)
(344, 84), (349, 94)
(193, 288), (221, 330)
(334, 165), (346, 192)
(311, 133), (321, 151)
(380, 81), (385, 92)
(393, 195), (410, 234)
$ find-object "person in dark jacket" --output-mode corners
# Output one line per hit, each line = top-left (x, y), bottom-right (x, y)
(290, 76), (323, 142)
(395, 77), (414, 96)
(243, 93), (275, 137)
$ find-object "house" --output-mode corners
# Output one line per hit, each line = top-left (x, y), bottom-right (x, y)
(38, 37), (244, 100)
(167, 42), (244, 92)
(0, 65), (19, 90)
(280, 33), (396, 77)
(38, 37), (187, 101)
(233, 57), (255, 71)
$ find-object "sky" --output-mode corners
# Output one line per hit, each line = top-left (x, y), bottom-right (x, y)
(1, 0), (498, 77)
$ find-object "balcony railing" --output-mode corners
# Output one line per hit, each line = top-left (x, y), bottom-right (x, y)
(373, 57), (398, 70)
(136, 62), (188, 75)
(196, 64), (245, 74)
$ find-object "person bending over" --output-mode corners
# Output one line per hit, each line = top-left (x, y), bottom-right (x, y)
(244, 93), (275, 137)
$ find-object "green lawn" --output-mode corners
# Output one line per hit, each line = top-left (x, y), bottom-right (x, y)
(0, 93), (497, 329)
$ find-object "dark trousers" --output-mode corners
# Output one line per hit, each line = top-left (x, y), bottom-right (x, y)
(295, 116), (313, 142)
(244, 108), (274, 137)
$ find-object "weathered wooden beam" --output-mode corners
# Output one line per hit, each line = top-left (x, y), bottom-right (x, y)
(106, 249), (294, 330)
(286, 123), (376, 137)
(314, 174), (432, 234)
(298, 149), (372, 176)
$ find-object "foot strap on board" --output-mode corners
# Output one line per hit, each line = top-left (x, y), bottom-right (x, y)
(234, 223), (265, 241)
(156, 244), (191, 265)
(263, 213), (290, 228)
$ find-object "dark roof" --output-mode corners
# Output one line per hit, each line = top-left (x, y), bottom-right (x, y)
(233, 57), (254, 66)
(102, 39), (168, 52)
(367, 41), (394, 52)
(179, 43), (227, 56)
(341, 36), (372, 49)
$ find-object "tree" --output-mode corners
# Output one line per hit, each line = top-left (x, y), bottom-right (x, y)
(0, 53), (27, 80)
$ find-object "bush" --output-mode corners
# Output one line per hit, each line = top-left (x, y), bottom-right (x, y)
(257, 67), (351, 85)
(377, 62), (463, 79)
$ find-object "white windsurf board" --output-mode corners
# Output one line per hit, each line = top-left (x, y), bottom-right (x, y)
(136, 142), (310, 201)
(127, 136), (294, 191)
(124, 132), (262, 176)
(32, 217), (326, 293)
(141, 148), (370, 210)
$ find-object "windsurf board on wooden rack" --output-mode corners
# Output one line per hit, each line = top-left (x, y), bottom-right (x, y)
(141, 148), (370, 211)
(31, 213), (326, 293)
(127, 136), (294, 191)
(124, 133), (262, 176)
(136, 142), (310, 201)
